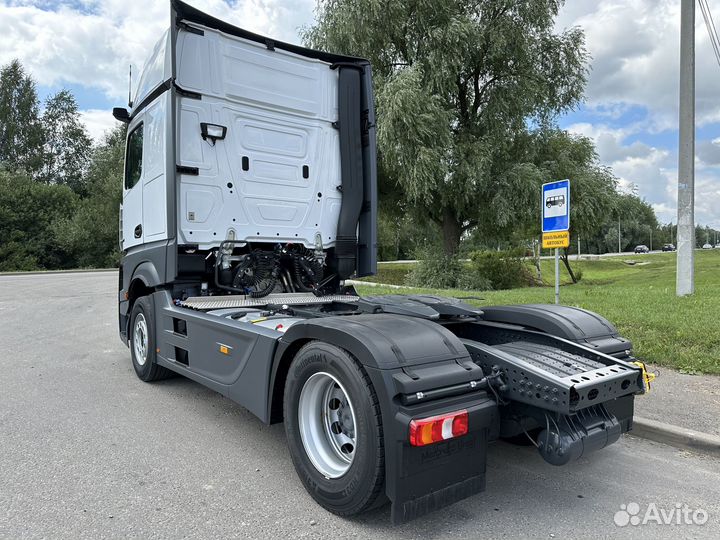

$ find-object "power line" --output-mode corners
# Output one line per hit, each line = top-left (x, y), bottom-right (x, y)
(698, 0), (720, 68)
(703, 0), (720, 65)
(698, 0), (720, 65)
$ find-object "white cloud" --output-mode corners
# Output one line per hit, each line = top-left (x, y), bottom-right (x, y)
(566, 121), (720, 225)
(79, 108), (118, 142)
(558, 0), (720, 128)
(0, 0), (315, 141)
(0, 0), (315, 103)
(558, 1), (720, 226)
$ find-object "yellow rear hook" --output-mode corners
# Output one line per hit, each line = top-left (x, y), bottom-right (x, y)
(631, 361), (656, 393)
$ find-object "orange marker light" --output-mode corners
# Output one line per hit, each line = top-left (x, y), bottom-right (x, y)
(409, 410), (468, 447)
(219, 345), (230, 355)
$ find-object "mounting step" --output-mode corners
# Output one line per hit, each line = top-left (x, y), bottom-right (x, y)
(179, 293), (359, 310)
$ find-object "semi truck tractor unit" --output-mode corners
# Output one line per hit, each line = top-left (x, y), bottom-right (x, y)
(116, 1), (650, 524)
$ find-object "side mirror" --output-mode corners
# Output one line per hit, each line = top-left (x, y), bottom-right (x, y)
(113, 107), (131, 124)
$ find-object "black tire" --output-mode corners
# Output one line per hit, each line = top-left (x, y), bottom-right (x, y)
(283, 341), (386, 516)
(129, 296), (171, 382)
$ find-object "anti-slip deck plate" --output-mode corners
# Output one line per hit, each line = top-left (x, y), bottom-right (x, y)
(179, 293), (359, 310)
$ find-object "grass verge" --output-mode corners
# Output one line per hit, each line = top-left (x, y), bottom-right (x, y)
(359, 251), (720, 374)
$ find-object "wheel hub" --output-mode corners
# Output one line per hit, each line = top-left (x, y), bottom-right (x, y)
(133, 313), (148, 366)
(298, 372), (358, 479)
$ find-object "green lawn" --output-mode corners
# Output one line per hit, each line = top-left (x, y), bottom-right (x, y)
(357, 251), (720, 374)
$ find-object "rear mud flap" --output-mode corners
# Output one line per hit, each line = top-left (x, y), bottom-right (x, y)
(388, 397), (498, 524)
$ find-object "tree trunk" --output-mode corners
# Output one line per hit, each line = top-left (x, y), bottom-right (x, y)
(533, 238), (542, 282)
(441, 209), (461, 256)
(560, 248), (578, 283)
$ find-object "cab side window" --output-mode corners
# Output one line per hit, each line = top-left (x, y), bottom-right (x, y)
(125, 124), (144, 189)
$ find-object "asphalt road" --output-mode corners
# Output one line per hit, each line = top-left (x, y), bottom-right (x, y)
(1, 271), (719, 539)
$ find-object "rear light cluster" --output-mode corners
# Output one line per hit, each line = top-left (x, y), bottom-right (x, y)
(409, 409), (468, 447)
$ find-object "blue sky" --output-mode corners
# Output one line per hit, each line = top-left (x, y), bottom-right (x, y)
(1, 0), (719, 227)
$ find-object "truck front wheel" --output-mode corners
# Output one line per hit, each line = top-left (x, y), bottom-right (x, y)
(129, 296), (171, 382)
(283, 341), (386, 516)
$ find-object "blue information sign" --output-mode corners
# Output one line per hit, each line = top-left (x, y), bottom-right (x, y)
(542, 179), (570, 233)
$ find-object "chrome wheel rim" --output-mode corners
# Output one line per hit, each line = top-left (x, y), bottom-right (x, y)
(298, 372), (357, 479)
(133, 313), (149, 366)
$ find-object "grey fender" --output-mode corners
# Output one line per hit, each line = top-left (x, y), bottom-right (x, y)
(480, 304), (633, 357)
(119, 259), (164, 343)
(268, 313), (475, 422)
(278, 314), (467, 365)
(129, 261), (162, 288)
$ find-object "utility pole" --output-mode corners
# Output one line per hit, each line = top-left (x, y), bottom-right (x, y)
(577, 235), (581, 260)
(671, 221), (674, 245)
(677, 0), (695, 295)
(618, 217), (622, 253)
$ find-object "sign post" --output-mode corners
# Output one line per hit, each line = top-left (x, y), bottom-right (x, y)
(542, 180), (570, 305)
(555, 247), (560, 305)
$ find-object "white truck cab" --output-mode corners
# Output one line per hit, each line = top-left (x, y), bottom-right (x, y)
(116, 0), (376, 300)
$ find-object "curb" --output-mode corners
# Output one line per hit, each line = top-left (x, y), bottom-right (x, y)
(631, 416), (720, 457)
(0, 268), (117, 277)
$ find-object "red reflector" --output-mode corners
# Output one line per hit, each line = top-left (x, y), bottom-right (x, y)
(409, 410), (469, 447)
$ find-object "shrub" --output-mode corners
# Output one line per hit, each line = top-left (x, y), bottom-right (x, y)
(456, 271), (493, 291)
(406, 250), (463, 288)
(465, 248), (532, 290)
(367, 264), (412, 285)
(0, 170), (78, 271)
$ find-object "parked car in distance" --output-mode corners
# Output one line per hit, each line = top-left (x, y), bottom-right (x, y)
(634, 245), (650, 253)
(662, 244), (676, 252)
(702, 243), (713, 249)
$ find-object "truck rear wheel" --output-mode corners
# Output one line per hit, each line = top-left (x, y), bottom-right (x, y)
(283, 341), (385, 516)
(129, 296), (171, 382)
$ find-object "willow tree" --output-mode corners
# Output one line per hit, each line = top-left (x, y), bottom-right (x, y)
(305, 0), (588, 254)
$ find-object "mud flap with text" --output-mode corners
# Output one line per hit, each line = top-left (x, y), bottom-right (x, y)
(389, 399), (497, 524)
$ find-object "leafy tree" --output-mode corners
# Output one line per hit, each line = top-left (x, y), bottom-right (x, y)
(40, 90), (93, 193)
(531, 130), (617, 240)
(530, 129), (617, 280)
(0, 60), (44, 176)
(657, 222), (677, 247)
(305, 0), (588, 255)
(54, 124), (125, 267)
(587, 193), (658, 254)
(695, 225), (720, 247)
(461, 129), (618, 280)
(0, 168), (77, 271)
